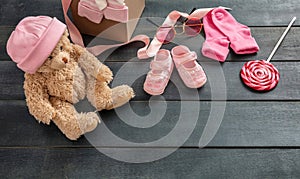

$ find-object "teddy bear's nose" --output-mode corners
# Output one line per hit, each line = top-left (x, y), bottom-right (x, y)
(62, 57), (68, 63)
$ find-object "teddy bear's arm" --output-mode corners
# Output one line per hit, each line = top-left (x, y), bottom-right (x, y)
(24, 73), (56, 125)
(72, 44), (113, 83)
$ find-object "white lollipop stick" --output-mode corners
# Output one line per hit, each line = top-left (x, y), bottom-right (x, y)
(266, 17), (297, 62)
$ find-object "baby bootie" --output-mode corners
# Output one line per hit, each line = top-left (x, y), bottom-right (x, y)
(107, 0), (125, 7)
(95, 0), (108, 10)
(103, 0), (128, 23)
(211, 7), (259, 54)
(172, 45), (207, 88)
(143, 49), (174, 95)
(78, 0), (104, 23)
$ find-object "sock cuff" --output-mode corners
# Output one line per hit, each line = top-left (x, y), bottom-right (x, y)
(230, 36), (260, 54)
(202, 38), (230, 62)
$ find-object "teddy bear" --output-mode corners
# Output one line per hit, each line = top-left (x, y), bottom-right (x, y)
(6, 16), (135, 140)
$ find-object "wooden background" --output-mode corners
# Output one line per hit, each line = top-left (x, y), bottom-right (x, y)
(1, 0), (300, 178)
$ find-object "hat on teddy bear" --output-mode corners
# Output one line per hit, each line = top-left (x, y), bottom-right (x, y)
(7, 16), (66, 74)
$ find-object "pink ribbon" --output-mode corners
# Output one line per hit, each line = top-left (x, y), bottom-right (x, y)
(61, 0), (215, 59)
(138, 9), (215, 59)
(62, 0), (85, 47)
(62, 0), (150, 58)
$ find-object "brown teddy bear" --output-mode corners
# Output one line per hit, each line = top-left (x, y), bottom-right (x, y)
(6, 16), (134, 140)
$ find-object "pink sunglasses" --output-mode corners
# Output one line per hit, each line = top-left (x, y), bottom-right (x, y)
(147, 8), (202, 44)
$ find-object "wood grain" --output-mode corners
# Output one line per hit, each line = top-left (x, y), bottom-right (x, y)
(1, 148), (300, 178)
(1, 0), (300, 26)
(0, 61), (299, 101)
(1, 0), (300, 178)
(1, 100), (300, 147)
(1, 26), (300, 61)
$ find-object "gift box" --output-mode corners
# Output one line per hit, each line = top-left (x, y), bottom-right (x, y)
(70, 0), (145, 42)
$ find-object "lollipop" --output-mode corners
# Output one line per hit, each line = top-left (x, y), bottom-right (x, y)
(241, 17), (297, 91)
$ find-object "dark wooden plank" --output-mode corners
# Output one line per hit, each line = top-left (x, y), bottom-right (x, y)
(2, 100), (300, 147)
(0, 61), (300, 101)
(2, 25), (300, 62)
(0, 62), (25, 100)
(0, 26), (14, 60)
(0, 100), (91, 146)
(77, 25), (300, 63)
(1, 1), (299, 61)
(227, 27), (300, 62)
(1, 148), (300, 178)
(1, 0), (299, 178)
(0, 0), (64, 26)
(1, 0), (300, 26)
(143, 0), (300, 27)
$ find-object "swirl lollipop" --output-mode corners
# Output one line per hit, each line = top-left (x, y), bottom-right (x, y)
(241, 17), (296, 91)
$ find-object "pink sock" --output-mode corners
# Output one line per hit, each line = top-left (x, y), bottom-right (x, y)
(202, 10), (230, 62)
(211, 8), (259, 54)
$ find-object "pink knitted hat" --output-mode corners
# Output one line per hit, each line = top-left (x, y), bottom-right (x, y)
(6, 16), (66, 74)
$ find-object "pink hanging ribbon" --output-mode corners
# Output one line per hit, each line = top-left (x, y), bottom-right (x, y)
(138, 8), (216, 59)
(61, 0), (215, 59)
(61, 0), (150, 58)
(62, 0), (85, 47)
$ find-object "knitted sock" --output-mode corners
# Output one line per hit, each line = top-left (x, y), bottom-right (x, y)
(202, 10), (230, 62)
(211, 7), (259, 54)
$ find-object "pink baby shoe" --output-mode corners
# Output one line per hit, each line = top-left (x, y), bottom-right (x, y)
(202, 9), (230, 62)
(78, 0), (104, 23)
(103, 0), (128, 23)
(143, 49), (174, 95)
(211, 7), (259, 54)
(6, 16), (66, 74)
(171, 45), (207, 88)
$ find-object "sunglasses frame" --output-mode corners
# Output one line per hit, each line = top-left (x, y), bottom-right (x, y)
(156, 17), (203, 44)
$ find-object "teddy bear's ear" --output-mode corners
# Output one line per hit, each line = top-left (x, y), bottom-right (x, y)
(64, 29), (69, 37)
(61, 30), (71, 45)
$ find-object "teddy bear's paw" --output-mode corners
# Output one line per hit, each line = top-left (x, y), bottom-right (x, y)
(78, 112), (101, 133)
(106, 85), (135, 110)
(96, 64), (113, 83)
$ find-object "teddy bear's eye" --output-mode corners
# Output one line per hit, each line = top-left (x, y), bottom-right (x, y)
(48, 56), (53, 60)
(60, 46), (63, 51)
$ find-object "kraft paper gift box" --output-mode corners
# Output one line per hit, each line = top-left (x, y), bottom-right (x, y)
(70, 0), (145, 42)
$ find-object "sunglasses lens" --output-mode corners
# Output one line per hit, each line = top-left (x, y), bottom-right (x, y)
(156, 26), (175, 44)
(184, 18), (202, 36)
